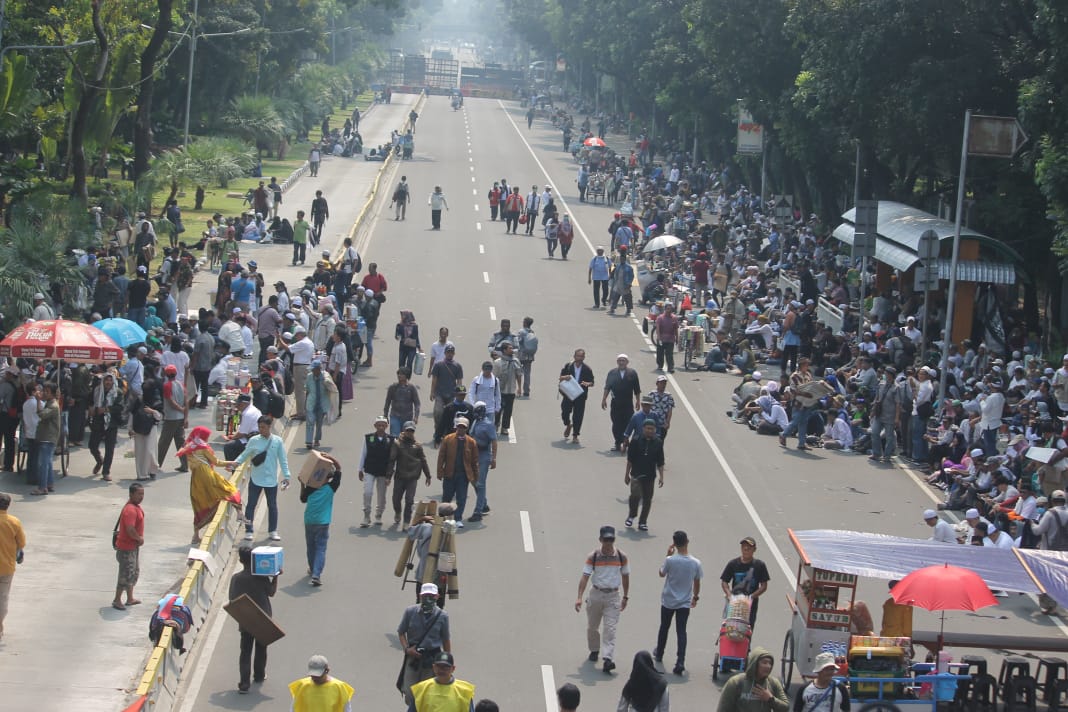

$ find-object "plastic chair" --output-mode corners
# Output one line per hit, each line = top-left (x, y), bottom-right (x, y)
(961, 655), (990, 680)
(1037, 657), (1068, 702)
(971, 673), (998, 712)
(1002, 676), (1037, 712)
(998, 657), (1032, 693)
(1048, 679), (1068, 712)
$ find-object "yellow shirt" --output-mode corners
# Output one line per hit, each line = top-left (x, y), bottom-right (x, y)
(881, 596), (914, 638)
(0, 511), (26, 576)
(411, 676), (475, 712)
(288, 676), (354, 712)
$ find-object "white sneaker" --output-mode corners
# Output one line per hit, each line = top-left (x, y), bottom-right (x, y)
(360, 513), (371, 528)
(268, 531), (281, 541)
(244, 532), (254, 541)
(456, 521), (465, 529)
(374, 513), (383, 526)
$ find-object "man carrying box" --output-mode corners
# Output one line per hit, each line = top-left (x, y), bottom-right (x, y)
(229, 545), (280, 693)
(299, 452), (342, 587)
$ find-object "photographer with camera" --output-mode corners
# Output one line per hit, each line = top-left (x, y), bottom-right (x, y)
(397, 582), (452, 705)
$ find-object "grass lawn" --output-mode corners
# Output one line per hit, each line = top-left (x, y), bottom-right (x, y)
(326, 90), (376, 136)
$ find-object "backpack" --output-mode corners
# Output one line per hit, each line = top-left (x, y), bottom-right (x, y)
(267, 389), (285, 419)
(519, 330), (539, 357)
(149, 594), (194, 653)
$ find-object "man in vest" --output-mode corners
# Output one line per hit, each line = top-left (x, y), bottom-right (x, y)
(409, 651), (476, 712)
(524, 184), (540, 235)
(288, 654), (354, 712)
(359, 416), (395, 528)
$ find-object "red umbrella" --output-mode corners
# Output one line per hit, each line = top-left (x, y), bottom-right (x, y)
(891, 563), (998, 650)
(583, 137), (607, 148)
(0, 319), (124, 362)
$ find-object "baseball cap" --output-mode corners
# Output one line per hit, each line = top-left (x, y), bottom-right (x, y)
(923, 509), (938, 520)
(812, 652), (837, 674)
(420, 582), (439, 596)
(965, 508), (981, 520)
(970, 448), (985, 459)
(163, 364), (178, 375)
(432, 651), (455, 667)
(402, 421), (417, 431)
(444, 344), (456, 352)
(455, 417), (469, 428)
(1053, 490), (1066, 501)
(656, 375), (668, 383)
(274, 280), (285, 287)
(599, 525), (616, 540)
(310, 359), (322, 369)
(307, 655), (329, 676)
(640, 394), (654, 404)
(374, 415), (388, 424)
(740, 536), (756, 547)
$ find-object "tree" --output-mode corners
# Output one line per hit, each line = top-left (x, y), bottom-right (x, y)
(133, 0), (175, 183)
(221, 94), (285, 155)
(69, 0), (111, 202)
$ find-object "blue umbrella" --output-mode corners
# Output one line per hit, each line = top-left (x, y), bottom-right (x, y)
(92, 318), (147, 348)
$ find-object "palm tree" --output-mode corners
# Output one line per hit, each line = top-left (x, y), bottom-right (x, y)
(145, 148), (199, 208)
(185, 137), (257, 189)
(0, 206), (87, 324)
(221, 94), (285, 155)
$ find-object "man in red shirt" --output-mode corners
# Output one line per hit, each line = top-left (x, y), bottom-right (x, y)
(487, 183), (502, 221)
(360, 262), (388, 298)
(113, 483), (145, 610)
(654, 304), (680, 374)
(691, 252), (710, 306)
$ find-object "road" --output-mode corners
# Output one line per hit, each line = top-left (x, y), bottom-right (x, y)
(179, 95), (1068, 712)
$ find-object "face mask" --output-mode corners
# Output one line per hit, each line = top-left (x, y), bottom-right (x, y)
(420, 597), (437, 613)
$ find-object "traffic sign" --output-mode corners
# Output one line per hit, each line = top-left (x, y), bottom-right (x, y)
(968, 115), (1028, 158)
(852, 235), (876, 259)
(917, 230), (940, 261)
(852, 200), (878, 259)
(914, 264), (940, 291)
(772, 195), (793, 222)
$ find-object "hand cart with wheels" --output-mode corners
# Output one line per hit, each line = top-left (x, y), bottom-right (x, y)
(713, 594), (752, 679)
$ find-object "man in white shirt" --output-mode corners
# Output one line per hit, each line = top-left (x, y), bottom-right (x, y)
(285, 326), (315, 419)
(223, 394), (262, 460)
(903, 316), (922, 343)
(1054, 355), (1068, 413)
(980, 522), (1015, 549)
(924, 509), (957, 543)
(858, 332), (878, 356)
(973, 380), (1006, 456)
(823, 411), (854, 450)
(219, 309), (246, 357)
(468, 361), (501, 424)
(744, 315), (775, 350)
(427, 327), (454, 377)
(31, 293), (55, 321)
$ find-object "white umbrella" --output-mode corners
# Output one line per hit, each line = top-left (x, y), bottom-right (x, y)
(642, 235), (683, 252)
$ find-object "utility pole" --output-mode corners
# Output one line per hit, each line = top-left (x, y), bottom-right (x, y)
(182, 0), (199, 147)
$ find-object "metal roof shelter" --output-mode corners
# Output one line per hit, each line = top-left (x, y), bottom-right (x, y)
(832, 201), (1021, 285)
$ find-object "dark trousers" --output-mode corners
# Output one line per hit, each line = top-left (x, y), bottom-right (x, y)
(245, 482), (279, 533)
(655, 606), (691, 665)
(68, 398), (88, 444)
(499, 393), (516, 431)
(238, 629), (267, 687)
(89, 424), (119, 475)
(158, 419), (187, 469)
(611, 398), (634, 448)
(609, 290), (633, 314)
(781, 345), (799, 377)
(578, 184), (587, 201)
(194, 370), (210, 407)
(656, 342), (676, 371)
(258, 336), (274, 365)
(525, 211), (537, 234)
(627, 476), (655, 524)
(334, 271), (353, 302)
(224, 439), (247, 461)
(561, 241), (572, 259)
(292, 241), (306, 264)
(392, 478), (419, 522)
(431, 209), (442, 229)
(399, 345), (416, 370)
(490, 204), (499, 220)
(0, 413), (17, 470)
(593, 280), (609, 307)
(561, 394), (587, 436)
(505, 212), (519, 233)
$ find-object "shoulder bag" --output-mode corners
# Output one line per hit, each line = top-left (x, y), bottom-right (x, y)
(395, 609), (443, 691)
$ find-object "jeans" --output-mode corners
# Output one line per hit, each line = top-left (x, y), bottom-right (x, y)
(525, 212), (537, 234)
(982, 427), (998, 456)
(442, 473), (469, 520)
(520, 360), (532, 396)
(628, 476), (655, 524)
(238, 630), (267, 687)
(389, 415), (406, 437)
(608, 289), (633, 314)
(505, 212), (519, 233)
(655, 606), (691, 666)
(36, 441), (55, 490)
(127, 306), (146, 328)
(365, 327), (376, 358)
(292, 241), (306, 264)
(193, 370), (210, 407)
(473, 455), (491, 515)
(304, 523), (330, 578)
(871, 418), (897, 459)
(431, 209), (442, 229)
(546, 237), (558, 256)
(245, 482), (279, 533)
(592, 280), (609, 307)
(399, 345), (416, 371)
(562, 394), (587, 436)
(656, 342), (676, 371)
(305, 412), (325, 445)
(782, 405), (816, 447)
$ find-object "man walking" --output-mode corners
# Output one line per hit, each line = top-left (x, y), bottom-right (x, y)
(398, 583), (452, 706)
(192, 323), (215, 409)
(870, 366), (906, 463)
(588, 247), (611, 309)
(157, 364), (188, 472)
(389, 421), (432, 525)
(468, 403), (497, 523)
(308, 145), (321, 177)
(493, 342), (522, 436)
(607, 248), (635, 316)
(89, 372), (124, 481)
(649, 376), (676, 442)
(112, 483), (145, 611)
(409, 652), (475, 712)
(575, 525), (630, 674)
(288, 654), (354, 711)
(229, 545), (279, 693)
(653, 303), (680, 373)
(602, 354), (641, 451)
(257, 295), (283, 366)
(720, 536), (770, 630)
(393, 176), (411, 220)
(516, 316), (537, 397)
(310, 190), (329, 245)
(234, 415), (291, 541)
(0, 492), (26, 641)
(359, 416), (395, 528)
(779, 357), (817, 452)
(299, 454), (341, 586)
(292, 210), (310, 266)
(286, 327), (315, 420)
(468, 361), (501, 430)
(503, 187), (523, 234)
(625, 420), (665, 531)
(428, 186), (449, 230)
(524, 184), (541, 235)
(560, 349), (595, 444)
(436, 418), (478, 526)
(654, 530), (702, 675)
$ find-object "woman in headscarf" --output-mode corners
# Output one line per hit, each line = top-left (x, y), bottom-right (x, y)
(395, 310), (420, 371)
(558, 214), (575, 260)
(177, 425), (242, 543)
(617, 650), (669, 712)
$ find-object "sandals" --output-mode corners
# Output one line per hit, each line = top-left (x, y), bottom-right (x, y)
(112, 601), (125, 611)
(29, 489), (48, 496)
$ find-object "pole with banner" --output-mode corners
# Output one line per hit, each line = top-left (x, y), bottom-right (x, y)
(852, 200), (878, 342)
(915, 230), (941, 366)
(936, 111), (1028, 411)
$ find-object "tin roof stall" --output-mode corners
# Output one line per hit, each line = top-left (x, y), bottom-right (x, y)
(832, 201), (1022, 347)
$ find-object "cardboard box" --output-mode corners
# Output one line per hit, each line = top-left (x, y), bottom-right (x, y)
(298, 450), (335, 489)
(224, 594), (285, 645)
(252, 546), (283, 576)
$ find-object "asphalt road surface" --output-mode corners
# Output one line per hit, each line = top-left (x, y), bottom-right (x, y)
(179, 95), (1068, 712)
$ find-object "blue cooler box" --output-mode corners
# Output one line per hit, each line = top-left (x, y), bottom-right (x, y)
(252, 546), (283, 576)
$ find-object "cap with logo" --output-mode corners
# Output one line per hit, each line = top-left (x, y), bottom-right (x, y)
(402, 421), (417, 431)
(432, 651), (455, 667)
(740, 536), (756, 547)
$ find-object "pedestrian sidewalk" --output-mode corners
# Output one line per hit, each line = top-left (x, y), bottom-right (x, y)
(0, 94), (417, 712)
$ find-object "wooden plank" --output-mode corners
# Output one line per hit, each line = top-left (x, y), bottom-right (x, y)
(223, 594), (285, 646)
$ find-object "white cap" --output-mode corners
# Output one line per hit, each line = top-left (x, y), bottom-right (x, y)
(923, 509), (938, 520)
(420, 583), (439, 596)
(616, 353), (629, 361)
(752, 371), (763, 380)
(965, 508), (981, 520)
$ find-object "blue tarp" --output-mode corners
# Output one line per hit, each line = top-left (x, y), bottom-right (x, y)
(791, 530), (1068, 608)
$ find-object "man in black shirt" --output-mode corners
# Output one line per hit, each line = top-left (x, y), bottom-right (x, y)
(127, 266), (151, 327)
(310, 190), (329, 244)
(434, 385), (474, 447)
(601, 354), (641, 451)
(228, 546), (280, 693)
(719, 536), (770, 630)
(624, 420), (664, 531)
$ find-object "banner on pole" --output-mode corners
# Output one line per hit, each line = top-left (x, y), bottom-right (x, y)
(737, 106), (763, 155)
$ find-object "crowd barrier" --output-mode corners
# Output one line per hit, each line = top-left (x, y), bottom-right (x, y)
(777, 272), (845, 334)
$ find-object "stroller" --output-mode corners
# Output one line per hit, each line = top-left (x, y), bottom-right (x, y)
(712, 594), (752, 679)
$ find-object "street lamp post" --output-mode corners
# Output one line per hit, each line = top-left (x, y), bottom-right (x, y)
(182, 0), (199, 147)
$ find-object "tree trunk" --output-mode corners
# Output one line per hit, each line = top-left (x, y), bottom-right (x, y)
(133, 0), (174, 183)
(70, 0), (110, 202)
